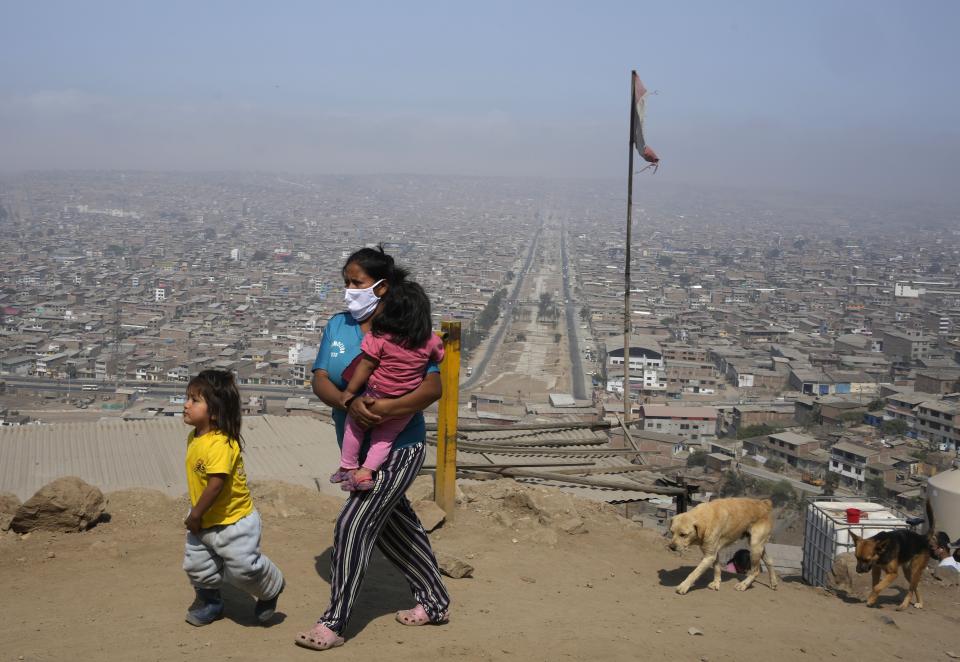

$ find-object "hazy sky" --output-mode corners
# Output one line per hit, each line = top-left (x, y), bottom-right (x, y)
(2, 1), (958, 202)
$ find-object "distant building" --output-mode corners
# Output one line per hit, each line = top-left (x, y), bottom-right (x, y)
(829, 441), (880, 489)
(742, 431), (822, 471)
(914, 399), (959, 452)
(638, 404), (717, 447)
(915, 369), (960, 395)
(731, 404), (796, 436)
(603, 335), (666, 395)
(882, 329), (936, 364)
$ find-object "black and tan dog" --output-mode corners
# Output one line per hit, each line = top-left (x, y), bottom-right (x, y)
(850, 501), (935, 610)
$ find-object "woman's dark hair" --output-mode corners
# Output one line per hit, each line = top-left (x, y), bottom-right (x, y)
(186, 369), (244, 450)
(342, 243), (409, 286)
(372, 279), (433, 349)
(729, 549), (752, 573)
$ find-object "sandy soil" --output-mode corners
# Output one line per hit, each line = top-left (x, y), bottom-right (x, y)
(2, 479), (959, 662)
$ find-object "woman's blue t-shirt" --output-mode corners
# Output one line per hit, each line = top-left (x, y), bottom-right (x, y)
(312, 312), (438, 450)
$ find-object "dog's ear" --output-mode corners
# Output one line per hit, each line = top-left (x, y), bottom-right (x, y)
(850, 532), (861, 544)
(874, 539), (888, 555)
(693, 523), (702, 540)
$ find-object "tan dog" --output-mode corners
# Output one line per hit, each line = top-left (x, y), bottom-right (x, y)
(668, 497), (778, 595)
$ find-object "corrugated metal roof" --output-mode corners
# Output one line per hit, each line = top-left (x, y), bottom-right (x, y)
(425, 437), (667, 505)
(456, 427), (609, 444)
(0, 415), (343, 501)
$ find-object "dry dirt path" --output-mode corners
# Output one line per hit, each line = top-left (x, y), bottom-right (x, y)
(1, 481), (958, 661)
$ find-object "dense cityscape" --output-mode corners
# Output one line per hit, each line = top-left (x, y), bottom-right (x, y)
(1, 170), (958, 512)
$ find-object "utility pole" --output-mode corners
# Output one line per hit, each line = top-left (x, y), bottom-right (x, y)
(623, 70), (636, 424)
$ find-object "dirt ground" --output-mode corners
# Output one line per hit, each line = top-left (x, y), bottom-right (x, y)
(1, 479), (959, 662)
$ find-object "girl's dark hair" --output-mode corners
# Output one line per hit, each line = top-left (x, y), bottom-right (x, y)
(730, 549), (752, 573)
(186, 369), (244, 450)
(372, 279), (433, 349)
(342, 243), (409, 287)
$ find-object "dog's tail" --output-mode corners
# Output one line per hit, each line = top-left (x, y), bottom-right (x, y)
(926, 498), (936, 546)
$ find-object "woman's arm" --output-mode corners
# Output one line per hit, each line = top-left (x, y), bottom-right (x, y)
(366, 371), (442, 419)
(312, 369), (348, 410)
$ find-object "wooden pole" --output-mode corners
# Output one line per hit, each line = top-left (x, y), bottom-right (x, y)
(624, 70), (636, 424)
(434, 321), (461, 518)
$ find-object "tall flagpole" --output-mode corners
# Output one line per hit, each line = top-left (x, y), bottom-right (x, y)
(623, 70), (636, 424)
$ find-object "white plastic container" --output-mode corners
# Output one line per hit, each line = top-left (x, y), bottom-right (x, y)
(929, 469), (960, 544)
(801, 498), (913, 588)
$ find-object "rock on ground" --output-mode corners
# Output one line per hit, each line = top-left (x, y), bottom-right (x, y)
(10, 477), (105, 533)
(933, 565), (960, 586)
(435, 551), (474, 578)
(413, 499), (447, 532)
(827, 552), (875, 601)
(0, 492), (20, 531)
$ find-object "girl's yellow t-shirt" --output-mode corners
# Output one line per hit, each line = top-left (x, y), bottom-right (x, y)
(185, 430), (254, 528)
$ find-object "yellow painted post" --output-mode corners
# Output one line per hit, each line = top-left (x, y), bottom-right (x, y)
(434, 321), (461, 518)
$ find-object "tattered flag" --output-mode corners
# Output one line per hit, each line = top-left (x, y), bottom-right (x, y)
(632, 72), (659, 171)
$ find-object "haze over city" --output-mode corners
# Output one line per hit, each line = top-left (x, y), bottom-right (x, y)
(2, 0), (959, 204)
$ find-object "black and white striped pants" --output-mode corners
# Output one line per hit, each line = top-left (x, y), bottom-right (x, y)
(320, 441), (450, 634)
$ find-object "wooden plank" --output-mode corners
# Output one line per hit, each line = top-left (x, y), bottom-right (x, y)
(434, 322), (461, 518)
(427, 420), (612, 433)
(464, 466), (686, 495)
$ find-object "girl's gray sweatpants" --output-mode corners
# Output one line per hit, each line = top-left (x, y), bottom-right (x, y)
(182, 510), (284, 600)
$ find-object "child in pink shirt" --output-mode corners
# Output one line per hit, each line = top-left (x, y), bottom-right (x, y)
(334, 280), (444, 491)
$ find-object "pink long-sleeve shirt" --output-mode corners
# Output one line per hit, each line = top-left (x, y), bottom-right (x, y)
(361, 332), (445, 396)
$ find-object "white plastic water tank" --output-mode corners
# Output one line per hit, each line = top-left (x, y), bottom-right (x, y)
(928, 468), (960, 542)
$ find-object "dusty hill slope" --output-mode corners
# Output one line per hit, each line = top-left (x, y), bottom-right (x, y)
(1, 479), (958, 661)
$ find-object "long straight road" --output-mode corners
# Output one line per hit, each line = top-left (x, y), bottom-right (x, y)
(560, 224), (586, 400)
(460, 223), (542, 391)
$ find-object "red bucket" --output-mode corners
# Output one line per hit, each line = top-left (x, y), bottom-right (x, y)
(846, 508), (861, 524)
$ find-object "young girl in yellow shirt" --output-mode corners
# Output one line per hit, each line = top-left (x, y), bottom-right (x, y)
(181, 369), (284, 626)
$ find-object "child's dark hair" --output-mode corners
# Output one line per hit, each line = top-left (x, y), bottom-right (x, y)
(342, 243), (409, 287)
(186, 369), (245, 449)
(372, 280), (433, 349)
(729, 549), (752, 573)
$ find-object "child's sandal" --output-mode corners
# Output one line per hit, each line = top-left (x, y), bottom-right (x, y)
(329, 470), (352, 484)
(342, 473), (375, 491)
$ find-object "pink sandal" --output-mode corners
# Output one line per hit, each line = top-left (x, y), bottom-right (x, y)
(294, 623), (345, 651)
(342, 473), (375, 492)
(395, 604), (449, 626)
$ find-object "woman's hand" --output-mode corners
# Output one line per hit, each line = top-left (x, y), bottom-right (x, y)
(348, 372), (441, 429)
(348, 395), (383, 429)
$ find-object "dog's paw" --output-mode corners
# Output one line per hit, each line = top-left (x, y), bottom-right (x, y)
(708, 581), (721, 591)
(770, 582), (779, 591)
(913, 602), (923, 609)
(675, 585), (690, 595)
(734, 581), (749, 592)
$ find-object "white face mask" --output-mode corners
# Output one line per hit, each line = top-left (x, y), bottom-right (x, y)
(344, 279), (384, 321)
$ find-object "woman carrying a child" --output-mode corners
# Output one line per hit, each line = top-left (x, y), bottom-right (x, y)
(295, 245), (451, 651)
